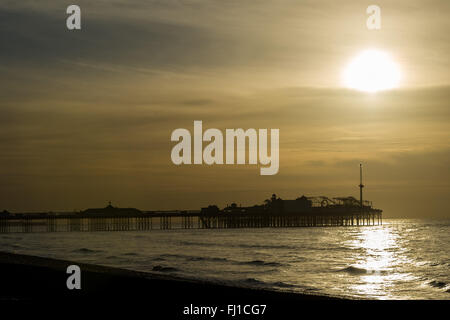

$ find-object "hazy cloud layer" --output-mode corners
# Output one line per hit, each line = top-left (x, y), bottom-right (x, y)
(1, 0), (449, 86)
(1, 85), (449, 217)
(0, 1), (449, 217)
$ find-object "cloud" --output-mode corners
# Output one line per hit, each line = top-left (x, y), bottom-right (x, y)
(2, 0), (449, 88)
(0, 84), (448, 216)
(0, 1), (449, 216)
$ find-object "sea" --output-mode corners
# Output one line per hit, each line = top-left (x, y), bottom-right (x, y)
(1, 219), (449, 300)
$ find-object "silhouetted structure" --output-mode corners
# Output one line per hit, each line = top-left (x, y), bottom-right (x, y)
(0, 193), (382, 233)
(0, 166), (382, 233)
(0, 210), (11, 217)
(81, 202), (142, 217)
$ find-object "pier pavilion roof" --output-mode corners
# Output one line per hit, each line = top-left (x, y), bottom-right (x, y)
(81, 203), (142, 216)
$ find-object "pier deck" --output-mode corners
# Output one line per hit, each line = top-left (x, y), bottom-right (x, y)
(0, 210), (382, 233)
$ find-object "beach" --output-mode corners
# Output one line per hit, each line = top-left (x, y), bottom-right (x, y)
(0, 250), (445, 319)
(0, 250), (348, 316)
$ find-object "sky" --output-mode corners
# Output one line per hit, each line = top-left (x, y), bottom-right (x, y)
(0, 0), (449, 217)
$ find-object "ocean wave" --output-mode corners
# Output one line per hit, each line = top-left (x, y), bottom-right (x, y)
(243, 278), (266, 286)
(335, 265), (390, 275)
(122, 252), (139, 256)
(152, 257), (166, 262)
(291, 256), (308, 262)
(72, 248), (102, 254)
(272, 281), (297, 288)
(238, 260), (283, 267)
(425, 260), (446, 267)
(239, 278), (301, 290)
(280, 254), (307, 262)
(152, 265), (179, 272)
(428, 280), (447, 289)
(178, 241), (296, 250)
(188, 256), (228, 262)
(158, 253), (185, 259)
(237, 244), (297, 250)
(299, 245), (355, 252)
(154, 253), (283, 268)
(156, 253), (228, 263)
(178, 241), (215, 247)
(337, 266), (368, 275)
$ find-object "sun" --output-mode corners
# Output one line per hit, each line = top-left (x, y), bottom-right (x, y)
(342, 49), (401, 92)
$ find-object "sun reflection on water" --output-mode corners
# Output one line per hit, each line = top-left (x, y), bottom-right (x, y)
(347, 226), (416, 299)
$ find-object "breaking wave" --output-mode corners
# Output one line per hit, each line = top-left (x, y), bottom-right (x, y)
(428, 280), (447, 289)
(337, 266), (368, 275)
(243, 278), (266, 286)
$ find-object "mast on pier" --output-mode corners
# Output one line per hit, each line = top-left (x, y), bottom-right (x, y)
(359, 164), (364, 210)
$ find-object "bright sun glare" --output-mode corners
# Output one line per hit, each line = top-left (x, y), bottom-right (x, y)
(342, 49), (401, 92)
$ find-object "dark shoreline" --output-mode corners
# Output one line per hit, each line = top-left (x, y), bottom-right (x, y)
(0, 250), (342, 299)
(0, 251), (350, 315)
(0, 251), (446, 317)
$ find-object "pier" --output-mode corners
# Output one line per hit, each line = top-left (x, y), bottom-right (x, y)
(0, 166), (382, 233)
(0, 207), (382, 234)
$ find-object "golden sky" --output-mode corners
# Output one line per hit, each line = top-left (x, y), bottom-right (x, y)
(0, 0), (449, 217)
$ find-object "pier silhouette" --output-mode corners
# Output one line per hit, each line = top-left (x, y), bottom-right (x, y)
(0, 165), (382, 233)
(0, 193), (382, 233)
